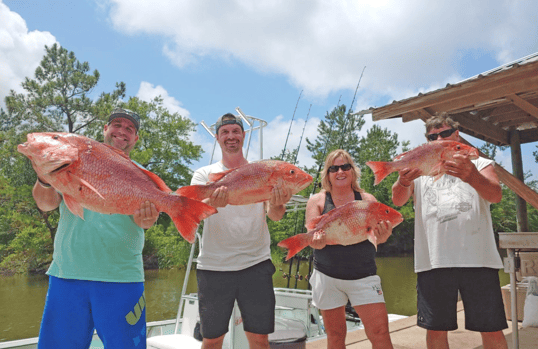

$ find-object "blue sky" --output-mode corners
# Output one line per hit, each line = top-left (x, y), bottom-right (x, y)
(1, 0), (538, 180)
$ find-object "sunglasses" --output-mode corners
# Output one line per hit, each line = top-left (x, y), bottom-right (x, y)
(328, 163), (352, 173)
(427, 128), (456, 141)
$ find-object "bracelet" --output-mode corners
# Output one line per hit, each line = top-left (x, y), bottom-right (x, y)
(398, 178), (411, 188)
(37, 177), (52, 188)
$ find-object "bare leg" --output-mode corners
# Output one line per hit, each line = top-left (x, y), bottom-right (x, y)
(320, 306), (347, 349)
(245, 331), (270, 349)
(481, 331), (508, 349)
(426, 330), (449, 349)
(354, 303), (393, 349)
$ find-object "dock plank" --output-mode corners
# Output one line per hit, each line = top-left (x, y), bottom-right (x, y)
(306, 302), (538, 349)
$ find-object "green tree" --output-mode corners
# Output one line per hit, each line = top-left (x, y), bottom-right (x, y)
(4, 43), (125, 135)
(0, 44), (203, 273)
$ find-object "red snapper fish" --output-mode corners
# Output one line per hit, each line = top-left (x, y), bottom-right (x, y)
(176, 160), (313, 205)
(17, 132), (217, 243)
(366, 140), (479, 185)
(277, 200), (403, 261)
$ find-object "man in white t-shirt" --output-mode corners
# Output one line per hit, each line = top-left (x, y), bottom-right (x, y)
(391, 113), (508, 349)
(191, 113), (292, 349)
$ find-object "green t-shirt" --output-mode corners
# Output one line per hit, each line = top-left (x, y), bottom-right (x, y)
(47, 199), (145, 282)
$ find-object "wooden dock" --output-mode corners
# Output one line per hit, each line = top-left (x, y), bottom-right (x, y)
(306, 302), (538, 349)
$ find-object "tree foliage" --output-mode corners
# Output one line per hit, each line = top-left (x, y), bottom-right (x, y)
(0, 44), (203, 273)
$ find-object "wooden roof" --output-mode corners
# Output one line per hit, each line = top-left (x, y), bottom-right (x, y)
(363, 52), (538, 146)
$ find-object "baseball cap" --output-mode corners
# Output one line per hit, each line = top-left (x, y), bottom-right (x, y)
(215, 113), (244, 135)
(108, 108), (140, 132)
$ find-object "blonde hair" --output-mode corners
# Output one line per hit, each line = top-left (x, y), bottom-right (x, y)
(320, 149), (364, 193)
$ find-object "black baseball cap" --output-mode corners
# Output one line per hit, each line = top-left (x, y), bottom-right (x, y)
(215, 113), (244, 134)
(108, 108), (140, 132)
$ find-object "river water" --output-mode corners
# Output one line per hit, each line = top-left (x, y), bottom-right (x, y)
(0, 255), (510, 343)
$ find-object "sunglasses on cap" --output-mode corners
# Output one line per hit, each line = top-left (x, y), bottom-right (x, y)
(427, 128), (456, 141)
(328, 163), (352, 173)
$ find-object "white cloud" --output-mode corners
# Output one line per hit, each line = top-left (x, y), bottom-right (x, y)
(136, 81), (191, 118)
(106, 0), (538, 100)
(0, 1), (56, 108)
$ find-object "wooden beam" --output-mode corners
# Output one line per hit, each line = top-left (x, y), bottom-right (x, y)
(510, 129), (529, 232)
(451, 113), (509, 145)
(520, 128), (538, 143)
(372, 62), (538, 121)
(402, 108), (433, 122)
(506, 93), (538, 120)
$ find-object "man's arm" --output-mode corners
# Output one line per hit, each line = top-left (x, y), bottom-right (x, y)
(32, 178), (62, 212)
(444, 156), (502, 203)
(392, 168), (420, 207)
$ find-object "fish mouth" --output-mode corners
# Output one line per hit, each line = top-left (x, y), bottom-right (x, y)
(50, 162), (71, 174)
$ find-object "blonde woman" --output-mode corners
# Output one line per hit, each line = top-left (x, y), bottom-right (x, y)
(307, 149), (394, 349)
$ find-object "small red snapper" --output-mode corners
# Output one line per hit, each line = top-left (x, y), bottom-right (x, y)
(176, 160), (313, 205)
(18, 132), (217, 243)
(366, 140), (479, 185)
(277, 200), (403, 261)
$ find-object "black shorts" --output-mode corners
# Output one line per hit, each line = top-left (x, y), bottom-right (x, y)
(417, 267), (508, 332)
(196, 260), (276, 339)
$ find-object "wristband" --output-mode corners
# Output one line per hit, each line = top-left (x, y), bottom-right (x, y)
(398, 178), (411, 188)
(37, 177), (52, 188)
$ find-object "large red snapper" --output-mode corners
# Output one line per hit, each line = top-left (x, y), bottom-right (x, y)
(277, 200), (403, 261)
(17, 132), (217, 243)
(176, 160), (313, 205)
(366, 140), (479, 185)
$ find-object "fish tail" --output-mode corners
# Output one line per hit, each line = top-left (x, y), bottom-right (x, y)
(277, 233), (312, 261)
(365, 161), (393, 185)
(169, 196), (217, 243)
(175, 185), (209, 201)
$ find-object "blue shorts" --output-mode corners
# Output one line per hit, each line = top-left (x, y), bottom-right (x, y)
(38, 276), (146, 349)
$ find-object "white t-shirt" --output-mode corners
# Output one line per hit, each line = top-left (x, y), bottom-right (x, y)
(191, 161), (271, 271)
(413, 157), (503, 273)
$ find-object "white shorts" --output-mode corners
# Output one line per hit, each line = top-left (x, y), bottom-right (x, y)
(309, 269), (385, 310)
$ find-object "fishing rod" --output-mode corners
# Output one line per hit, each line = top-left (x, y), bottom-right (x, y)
(280, 90), (303, 160)
(339, 66), (366, 149)
(292, 104), (311, 165)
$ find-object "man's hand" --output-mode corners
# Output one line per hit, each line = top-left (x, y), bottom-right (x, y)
(134, 201), (159, 229)
(397, 168), (421, 187)
(269, 183), (293, 207)
(443, 153), (477, 183)
(204, 186), (229, 208)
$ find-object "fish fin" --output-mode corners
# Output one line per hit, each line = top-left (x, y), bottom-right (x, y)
(69, 173), (105, 200)
(63, 194), (84, 219)
(208, 168), (236, 182)
(365, 161), (393, 185)
(366, 227), (378, 251)
(427, 162), (444, 180)
(393, 150), (412, 161)
(277, 233), (312, 261)
(305, 216), (323, 230)
(139, 167), (173, 193)
(175, 185), (209, 201)
(169, 196), (218, 243)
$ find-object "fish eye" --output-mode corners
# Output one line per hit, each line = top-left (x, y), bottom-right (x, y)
(385, 209), (389, 214)
(53, 135), (59, 140)
(456, 145), (461, 150)
(290, 170), (295, 174)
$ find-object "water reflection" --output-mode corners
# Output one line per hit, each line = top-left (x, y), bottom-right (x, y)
(0, 256), (511, 342)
